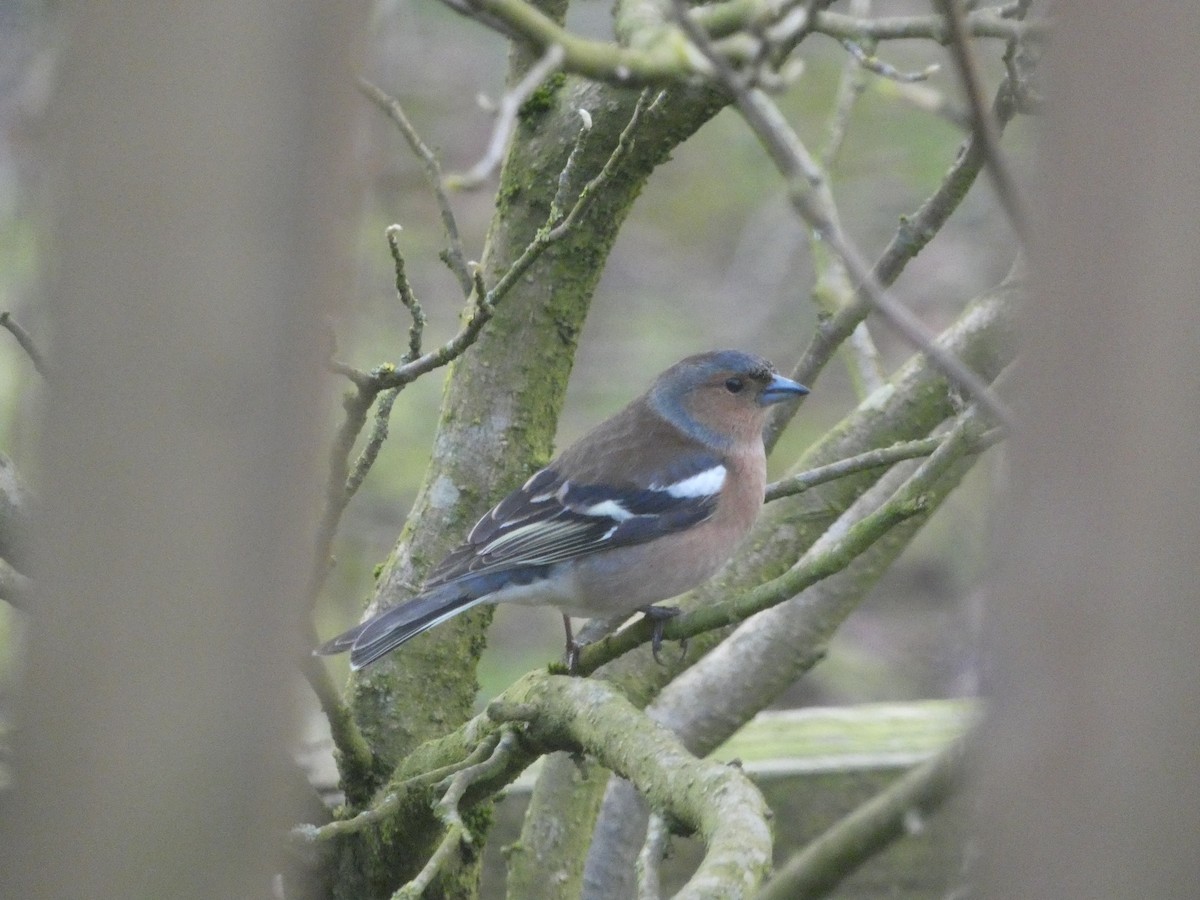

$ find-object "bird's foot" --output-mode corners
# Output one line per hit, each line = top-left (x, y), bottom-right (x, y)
(640, 605), (684, 665)
(562, 614), (582, 675)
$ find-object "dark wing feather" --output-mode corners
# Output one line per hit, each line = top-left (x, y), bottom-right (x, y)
(426, 452), (722, 588)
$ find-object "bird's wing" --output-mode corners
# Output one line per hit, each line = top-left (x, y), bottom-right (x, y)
(425, 455), (727, 587)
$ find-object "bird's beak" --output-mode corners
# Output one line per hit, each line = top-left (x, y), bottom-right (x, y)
(758, 373), (810, 406)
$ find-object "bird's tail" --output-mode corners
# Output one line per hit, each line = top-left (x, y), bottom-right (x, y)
(315, 584), (486, 670)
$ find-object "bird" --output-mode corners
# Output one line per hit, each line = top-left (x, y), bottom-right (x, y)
(316, 349), (809, 671)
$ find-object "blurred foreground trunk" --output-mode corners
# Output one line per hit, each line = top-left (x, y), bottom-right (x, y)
(0, 4), (362, 898)
(979, 3), (1200, 897)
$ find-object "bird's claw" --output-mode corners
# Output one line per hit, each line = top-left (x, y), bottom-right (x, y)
(641, 605), (682, 666)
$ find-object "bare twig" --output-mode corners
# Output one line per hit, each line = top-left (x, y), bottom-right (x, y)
(842, 39), (940, 83)
(818, 15), (868, 171)
(363, 94), (637, 398)
(358, 79), (474, 295)
(448, 44), (566, 190)
(932, 0), (1028, 242)
(0, 311), (48, 379)
(321, 228), (422, 504)
(812, 5), (887, 398)
(434, 728), (520, 830)
(311, 383), (374, 595)
(295, 730), (508, 843)
(346, 387), (400, 500)
(393, 826), (468, 899)
(699, 3), (1047, 45)
(549, 108), (595, 222)
(765, 425), (1004, 502)
(670, 0), (1014, 429)
(386, 225), (426, 362)
(765, 79), (1020, 451)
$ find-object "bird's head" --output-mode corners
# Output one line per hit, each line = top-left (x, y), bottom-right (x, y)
(648, 350), (809, 448)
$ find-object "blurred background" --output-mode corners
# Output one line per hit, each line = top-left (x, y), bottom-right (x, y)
(0, 0), (1023, 723)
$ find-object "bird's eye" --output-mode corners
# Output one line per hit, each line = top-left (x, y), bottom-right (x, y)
(724, 377), (745, 394)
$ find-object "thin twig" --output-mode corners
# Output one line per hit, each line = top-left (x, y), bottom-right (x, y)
(295, 731), (507, 843)
(766, 77), (1020, 450)
(391, 729), (521, 899)
(346, 387), (400, 499)
(932, 0), (1028, 243)
(385, 87), (657, 359)
(386, 225), (426, 362)
(818, 10), (868, 171)
(311, 384), (375, 593)
(325, 229), (422, 502)
(765, 425), (1003, 502)
(770, 6), (1046, 47)
(447, 44), (566, 190)
(436, 728), (521, 823)
(543, 89), (664, 242)
(310, 224), (461, 615)
(842, 39), (940, 83)
(358, 78), (474, 295)
(549, 108), (595, 223)
(392, 825), (468, 899)
(0, 312), (48, 379)
(812, 3), (887, 399)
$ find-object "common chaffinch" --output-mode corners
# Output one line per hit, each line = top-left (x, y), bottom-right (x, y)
(317, 350), (809, 670)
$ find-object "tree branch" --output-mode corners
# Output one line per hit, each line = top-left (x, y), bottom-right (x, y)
(447, 45), (566, 190)
(765, 425), (1003, 502)
(932, 0), (1029, 242)
(434, 0), (1046, 87)
(810, 6), (887, 399)
(489, 675), (774, 898)
(358, 79), (474, 295)
(757, 738), (968, 900)
(764, 79), (1023, 450)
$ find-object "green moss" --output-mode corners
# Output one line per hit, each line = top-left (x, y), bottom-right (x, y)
(518, 72), (566, 123)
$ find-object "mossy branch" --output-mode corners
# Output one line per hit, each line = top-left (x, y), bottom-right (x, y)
(489, 675), (774, 898)
(436, 0), (1045, 87)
